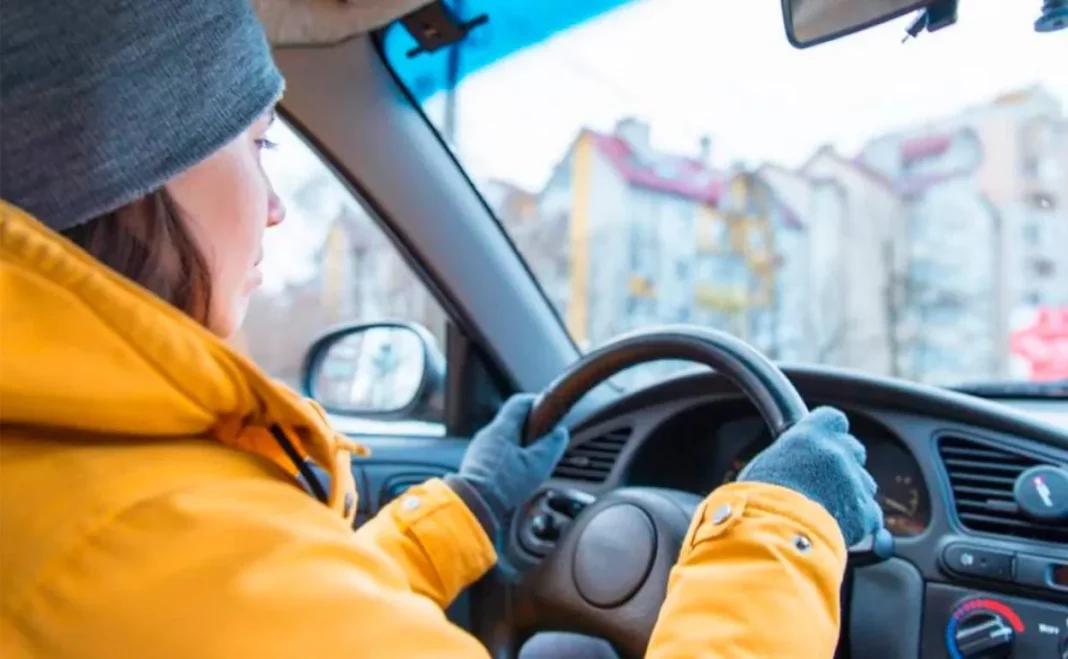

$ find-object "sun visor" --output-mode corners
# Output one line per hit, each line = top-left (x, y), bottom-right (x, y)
(253, 0), (433, 46)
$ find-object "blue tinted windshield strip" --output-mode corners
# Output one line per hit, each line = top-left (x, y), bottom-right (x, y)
(383, 0), (635, 101)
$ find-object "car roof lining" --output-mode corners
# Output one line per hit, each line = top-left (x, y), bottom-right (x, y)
(253, 0), (432, 46)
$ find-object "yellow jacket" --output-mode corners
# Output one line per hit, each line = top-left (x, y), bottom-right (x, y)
(0, 201), (848, 658)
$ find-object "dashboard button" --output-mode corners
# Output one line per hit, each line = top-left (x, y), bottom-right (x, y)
(1014, 553), (1068, 592)
(942, 543), (1015, 581)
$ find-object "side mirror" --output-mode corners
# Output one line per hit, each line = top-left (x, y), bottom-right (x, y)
(782, 0), (935, 48)
(301, 321), (445, 423)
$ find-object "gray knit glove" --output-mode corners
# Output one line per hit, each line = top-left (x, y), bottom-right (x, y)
(454, 394), (569, 531)
(739, 407), (884, 547)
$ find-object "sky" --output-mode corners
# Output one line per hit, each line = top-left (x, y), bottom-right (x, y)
(424, 0), (1068, 191)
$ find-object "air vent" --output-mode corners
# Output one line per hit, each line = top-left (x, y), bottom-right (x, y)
(938, 435), (1068, 544)
(551, 426), (632, 483)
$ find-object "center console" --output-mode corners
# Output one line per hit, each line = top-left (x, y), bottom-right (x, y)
(923, 585), (1067, 658)
(849, 547), (1068, 658)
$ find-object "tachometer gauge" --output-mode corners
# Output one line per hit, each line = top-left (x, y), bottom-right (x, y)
(877, 472), (926, 536)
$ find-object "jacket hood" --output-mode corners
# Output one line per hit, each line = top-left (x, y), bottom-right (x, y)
(0, 201), (363, 518)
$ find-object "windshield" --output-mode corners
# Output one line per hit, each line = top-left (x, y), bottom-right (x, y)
(383, 0), (1068, 390)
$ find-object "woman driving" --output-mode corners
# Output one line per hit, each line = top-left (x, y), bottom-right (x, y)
(0, 1), (882, 657)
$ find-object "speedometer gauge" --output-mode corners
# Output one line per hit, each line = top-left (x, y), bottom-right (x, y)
(721, 457), (748, 484)
(865, 440), (930, 536)
(720, 419), (930, 537)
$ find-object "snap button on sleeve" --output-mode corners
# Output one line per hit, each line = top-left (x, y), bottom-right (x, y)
(690, 494), (748, 546)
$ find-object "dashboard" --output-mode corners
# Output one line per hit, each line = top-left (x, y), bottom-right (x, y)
(533, 366), (1068, 659)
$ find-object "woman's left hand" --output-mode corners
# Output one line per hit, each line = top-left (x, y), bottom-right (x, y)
(453, 394), (569, 530)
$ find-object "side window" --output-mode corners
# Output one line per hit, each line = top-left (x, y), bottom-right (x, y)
(232, 119), (447, 429)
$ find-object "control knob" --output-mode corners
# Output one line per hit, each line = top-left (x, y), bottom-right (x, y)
(951, 609), (1015, 659)
(530, 512), (560, 542)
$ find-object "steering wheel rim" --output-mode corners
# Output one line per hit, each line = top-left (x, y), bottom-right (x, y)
(473, 326), (818, 658)
(524, 324), (808, 443)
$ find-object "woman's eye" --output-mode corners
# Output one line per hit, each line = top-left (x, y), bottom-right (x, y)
(255, 138), (279, 151)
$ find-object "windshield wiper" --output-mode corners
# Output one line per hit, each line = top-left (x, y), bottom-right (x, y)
(951, 379), (1068, 400)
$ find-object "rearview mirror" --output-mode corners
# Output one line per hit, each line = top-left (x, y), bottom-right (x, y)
(782, 0), (934, 47)
(301, 321), (445, 422)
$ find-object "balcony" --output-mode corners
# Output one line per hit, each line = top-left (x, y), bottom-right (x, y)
(747, 251), (782, 273)
(628, 274), (657, 298)
(696, 207), (727, 254)
(694, 283), (746, 311)
(696, 233), (724, 254)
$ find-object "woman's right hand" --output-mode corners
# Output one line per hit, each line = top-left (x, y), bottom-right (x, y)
(738, 406), (883, 547)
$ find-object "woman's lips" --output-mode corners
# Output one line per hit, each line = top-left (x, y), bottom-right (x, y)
(247, 263), (264, 290)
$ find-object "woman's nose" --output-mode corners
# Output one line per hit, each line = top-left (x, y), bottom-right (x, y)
(267, 190), (286, 227)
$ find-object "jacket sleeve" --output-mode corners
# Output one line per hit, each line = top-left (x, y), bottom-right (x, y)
(304, 396), (498, 609)
(16, 478), (496, 659)
(353, 477), (498, 608)
(645, 481), (849, 659)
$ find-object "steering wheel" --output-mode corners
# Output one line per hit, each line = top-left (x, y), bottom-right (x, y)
(468, 325), (888, 658)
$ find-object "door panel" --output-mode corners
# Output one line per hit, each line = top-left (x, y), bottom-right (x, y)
(354, 436), (468, 518)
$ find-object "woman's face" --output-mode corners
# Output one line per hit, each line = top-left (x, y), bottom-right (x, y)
(166, 111), (284, 338)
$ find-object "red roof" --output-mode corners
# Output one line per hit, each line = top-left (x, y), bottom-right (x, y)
(901, 134), (952, 160)
(588, 131), (723, 204)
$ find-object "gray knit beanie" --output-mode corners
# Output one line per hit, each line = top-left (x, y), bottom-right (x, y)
(0, 0), (284, 232)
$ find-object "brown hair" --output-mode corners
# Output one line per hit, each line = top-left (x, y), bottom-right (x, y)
(61, 189), (212, 324)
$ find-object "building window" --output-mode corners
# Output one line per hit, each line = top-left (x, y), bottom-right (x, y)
(1027, 192), (1056, 210)
(629, 216), (658, 275)
(1022, 155), (1040, 178)
(747, 225), (767, 253)
(1033, 258), (1055, 278)
(676, 260), (689, 280)
(1023, 223), (1040, 245)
